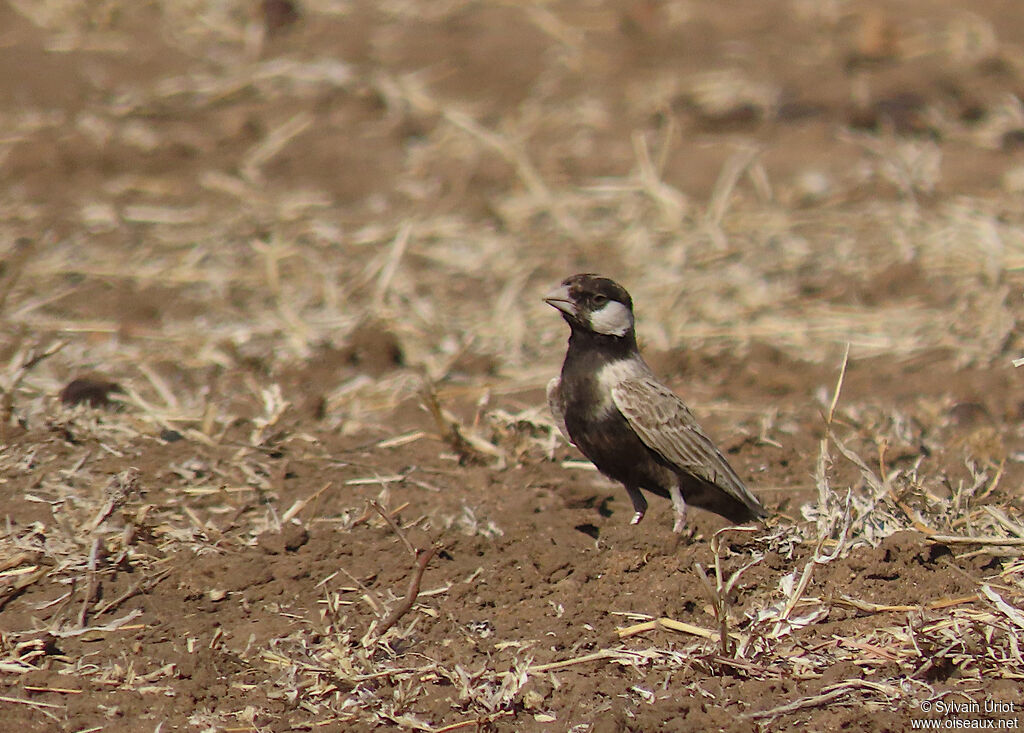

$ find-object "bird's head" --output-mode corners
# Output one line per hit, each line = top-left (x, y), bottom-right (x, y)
(544, 274), (635, 338)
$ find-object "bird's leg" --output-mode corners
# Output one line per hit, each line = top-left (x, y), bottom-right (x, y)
(624, 485), (647, 525)
(668, 483), (688, 534)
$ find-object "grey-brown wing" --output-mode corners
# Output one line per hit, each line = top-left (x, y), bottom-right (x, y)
(546, 376), (574, 445)
(611, 377), (761, 511)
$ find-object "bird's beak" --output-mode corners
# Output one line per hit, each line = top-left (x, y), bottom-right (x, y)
(543, 284), (576, 316)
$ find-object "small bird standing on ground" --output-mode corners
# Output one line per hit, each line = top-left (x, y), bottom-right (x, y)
(545, 274), (766, 532)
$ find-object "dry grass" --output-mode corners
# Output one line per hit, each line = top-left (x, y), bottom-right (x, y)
(1, 0), (1024, 729)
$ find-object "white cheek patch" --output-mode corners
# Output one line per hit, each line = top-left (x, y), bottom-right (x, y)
(588, 300), (634, 336)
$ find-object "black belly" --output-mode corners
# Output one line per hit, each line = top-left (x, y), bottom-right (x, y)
(566, 406), (674, 498)
(564, 399), (761, 523)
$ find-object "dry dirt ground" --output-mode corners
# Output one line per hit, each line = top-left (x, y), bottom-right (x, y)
(3, 1), (1024, 731)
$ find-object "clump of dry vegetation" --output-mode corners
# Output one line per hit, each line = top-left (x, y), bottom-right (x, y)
(1, 0), (1024, 730)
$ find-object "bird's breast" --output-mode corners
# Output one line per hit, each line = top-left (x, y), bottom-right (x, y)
(559, 356), (646, 423)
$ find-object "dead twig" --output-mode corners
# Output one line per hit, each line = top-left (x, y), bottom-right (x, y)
(744, 679), (900, 720)
(833, 593), (979, 615)
(336, 565), (383, 616)
(21, 686), (83, 695)
(525, 650), (619, 674)
(926, 534), (1024, 547)
(87, 468), (139, 533)
(0, 694), (63, 722)
(694, 525), (762, 655)
(0, 551), (41, 573)
(0, 564), (52, 612)
(363, 500), (441, 644)
(745, 685), (852, 719)
(370, 544), (437, 642)
(281, 481), (333, 523)
(370, 499), (416, 556)
(1, 338), (67, 433)
(420, 382), (502, 466)
(351, 500), (409, 528)
(95, 569), (172, 617)
(432, 710), (515, 732)
(616, 616), (746, 645)
(77, 538), (102, 628)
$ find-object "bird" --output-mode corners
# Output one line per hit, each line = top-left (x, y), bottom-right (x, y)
(544, 273), (766, 533)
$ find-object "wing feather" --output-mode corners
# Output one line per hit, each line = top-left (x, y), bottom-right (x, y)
(611, 377), (761, 511)
(546, 376), (574, 446)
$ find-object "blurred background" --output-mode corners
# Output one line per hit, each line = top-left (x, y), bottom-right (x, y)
(3, 0), (1023, 386)
(2, 2), (1024, 730)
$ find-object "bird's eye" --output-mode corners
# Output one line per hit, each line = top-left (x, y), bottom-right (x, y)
(592, 294), (608, 306)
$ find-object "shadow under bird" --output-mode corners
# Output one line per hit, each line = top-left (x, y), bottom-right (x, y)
(545, 273), (767, 533)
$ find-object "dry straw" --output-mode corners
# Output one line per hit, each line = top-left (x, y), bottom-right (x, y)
(1, 0), (1024, 728)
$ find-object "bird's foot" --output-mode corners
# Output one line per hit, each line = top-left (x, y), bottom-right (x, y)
(669, 485), (688, 534)
(672, 513), (687, 534)
(624, 485), (647, 526)
(670, 502), (688, 534)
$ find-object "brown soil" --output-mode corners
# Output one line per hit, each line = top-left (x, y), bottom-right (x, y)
(2, 1), (1024, 731)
